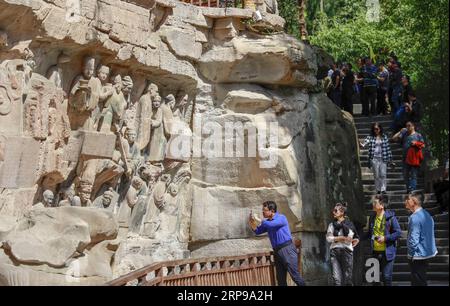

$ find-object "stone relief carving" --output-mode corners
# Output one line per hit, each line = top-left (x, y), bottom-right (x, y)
(0, 42), (194, 246)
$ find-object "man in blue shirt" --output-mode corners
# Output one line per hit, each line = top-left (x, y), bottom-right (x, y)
(405, 194), (437, 286)
(249, 201), (306, 286)
(359, 57), (378, 116)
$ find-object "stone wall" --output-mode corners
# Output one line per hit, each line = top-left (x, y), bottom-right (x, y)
(0, 0), (364, 285)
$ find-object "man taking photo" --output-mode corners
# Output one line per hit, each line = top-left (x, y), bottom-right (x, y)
(248, 201), (306, 286)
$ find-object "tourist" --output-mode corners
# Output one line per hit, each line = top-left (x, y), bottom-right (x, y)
(325, 63), (337, 101)
(401, 75), (413, 104)
(341, 63), (355, 114)
(391, 102), (408, 133)
(392, 121), (425, 193)
(388, 59), (403, 114)
(366, 195), (402, 286)
(404, 193), (438, 286)
(249, 201), (306, 286)
(406, 91), (423, 130)
(331, 63), (342, 107)
(360, 123), (393, 194)
(326, 202), (360, 286)
(360, 57), (378, 116)
(377, 61), (389, 115)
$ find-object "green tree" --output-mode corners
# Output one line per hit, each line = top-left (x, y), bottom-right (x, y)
(278, 0), (449, 163)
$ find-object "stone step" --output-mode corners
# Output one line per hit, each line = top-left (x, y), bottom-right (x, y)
(364, 200), (438, 210)
(361, 168), (406, 175)
(393, 262), (449, 273)
(396, 246), (448, 255)
(353, 114), (393, 122)
(362, 178), (424, 185)
(359, 157), (405, 164)
(392, 254), (449, 264)
(364, 184), (424, 192)
(359, 156), (404, 163)
(392, 281), (449, 286)
(363, 193), (435, 202)
(362, 173), (411, 179)
(360, 147), (403, 153)
(434, 214), (449, 222)
(397, 238), (449, 247)
(392, 271), (449, 282)
(365, 206), (441, 217)
(395, 215), (448, 225)
(357, 127), (399, 134)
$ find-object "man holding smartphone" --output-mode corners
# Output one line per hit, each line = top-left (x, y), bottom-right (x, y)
(248, 201), (306, 286)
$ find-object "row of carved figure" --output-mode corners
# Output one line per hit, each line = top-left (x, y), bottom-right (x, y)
(1, 48), (193, 240)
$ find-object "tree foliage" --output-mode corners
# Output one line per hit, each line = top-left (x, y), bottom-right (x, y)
(278, 0), (449, 163)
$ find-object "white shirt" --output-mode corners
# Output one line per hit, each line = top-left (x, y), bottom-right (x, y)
(326, 223), (356, 251)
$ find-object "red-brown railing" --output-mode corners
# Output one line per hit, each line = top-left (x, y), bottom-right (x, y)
(106, 240), (302, 286)
(181, 0), (246, 8)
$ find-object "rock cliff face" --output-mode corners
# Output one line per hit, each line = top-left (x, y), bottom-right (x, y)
(0, 0), (364, 285)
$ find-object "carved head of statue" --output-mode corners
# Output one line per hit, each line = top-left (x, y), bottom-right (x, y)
(112, 74), (123, 93)
(42, 189), (54, 207)
(131, 176), (144, 191)
(165, 94), (176, 110)
(122, 76), (133, 95)
(77, 182), (92, 204)
(125, 127), (137, 144)
(82, 56), (96, 79)
(61, 186), (75, 201)
(179, 94), (189, 107)
(101, 188), (114, 207)
(152, 94), (161, 109)
(146, 83), (159, 97)
(97, 65), (110, 84)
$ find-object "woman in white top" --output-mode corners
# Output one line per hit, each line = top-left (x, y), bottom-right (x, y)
(326, 203), (360, 286)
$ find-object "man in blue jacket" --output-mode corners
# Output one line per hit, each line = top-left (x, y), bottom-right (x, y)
(249, 201), (306, 286)
(405, 194), (438, 286)
(367, 195), (402, 286)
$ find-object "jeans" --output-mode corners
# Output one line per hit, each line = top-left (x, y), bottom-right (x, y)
(371, 158), (387, 192)
(363, 86), (377, 116)
(373, 251), (395, 286)
(330, 247), (353, 286)
(391, 85), (403, 114)
(409, 259), (429, 286)
(274, 242), (306, 286)
(404, 163), (419, 192)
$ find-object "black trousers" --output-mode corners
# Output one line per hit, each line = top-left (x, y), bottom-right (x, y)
(342, 89), (354, 114)
(409, 259), (429, 286)
(377, 88), (388, 115)
(274, 242), (306, 286)
(362, 86), (377, 116)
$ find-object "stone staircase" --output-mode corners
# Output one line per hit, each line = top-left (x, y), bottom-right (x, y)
(354, 114), (449, 286)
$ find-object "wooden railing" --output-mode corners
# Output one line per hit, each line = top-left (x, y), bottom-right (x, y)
(106, 240), (302, 286)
